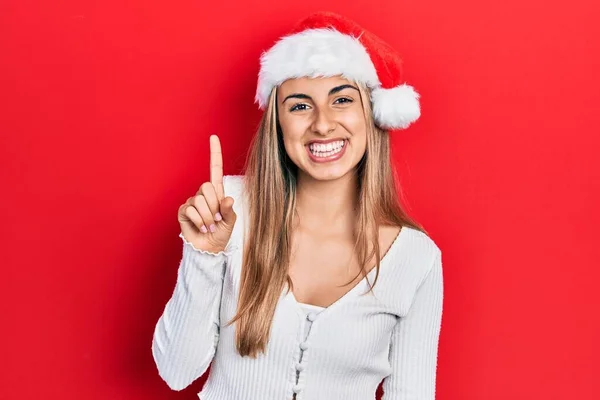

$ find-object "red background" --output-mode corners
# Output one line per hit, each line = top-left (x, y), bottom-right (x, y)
(1, 1), (599, 399)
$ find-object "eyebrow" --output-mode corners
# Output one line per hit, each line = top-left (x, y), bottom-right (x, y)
(282, 84), (359, 104)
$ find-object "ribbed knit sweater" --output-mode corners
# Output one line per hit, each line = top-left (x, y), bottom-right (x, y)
(151, 175), (444, 400)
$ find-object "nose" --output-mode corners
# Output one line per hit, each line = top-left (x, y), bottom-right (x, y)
(310, 107), (336, 135)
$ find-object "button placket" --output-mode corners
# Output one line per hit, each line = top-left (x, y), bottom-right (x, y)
(292, 310), (319, 397)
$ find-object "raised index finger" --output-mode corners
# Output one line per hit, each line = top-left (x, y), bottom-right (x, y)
(209, 134), (224, 200)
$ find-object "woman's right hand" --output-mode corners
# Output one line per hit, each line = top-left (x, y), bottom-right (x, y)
(177, 135), (237, 254)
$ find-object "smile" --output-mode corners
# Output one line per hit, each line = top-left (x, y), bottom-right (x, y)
(306, 139), (347, 163)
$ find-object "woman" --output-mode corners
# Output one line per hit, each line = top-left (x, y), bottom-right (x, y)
(152, 11), (444, 400)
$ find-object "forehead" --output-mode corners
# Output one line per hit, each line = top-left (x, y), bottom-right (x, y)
(278, 75), (356, 95)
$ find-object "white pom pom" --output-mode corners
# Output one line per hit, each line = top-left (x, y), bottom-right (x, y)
(371, 84), (421, 130)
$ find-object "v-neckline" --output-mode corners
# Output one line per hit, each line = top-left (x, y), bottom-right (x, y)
(286, 225), (410, 319)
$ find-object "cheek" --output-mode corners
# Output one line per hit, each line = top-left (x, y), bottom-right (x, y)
(279, 119), (306, 156)
(342, 109), (367, 140)
(279, 113), (306, 136)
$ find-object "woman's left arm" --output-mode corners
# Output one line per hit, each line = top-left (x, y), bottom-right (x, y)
(382, 250), (444, 400)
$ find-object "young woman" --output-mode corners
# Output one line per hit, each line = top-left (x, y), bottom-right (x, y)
(152, 11), (444, 400)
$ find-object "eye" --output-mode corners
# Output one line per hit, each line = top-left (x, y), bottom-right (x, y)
(334, 97), (353, 105)
(290, 103), (309, 112)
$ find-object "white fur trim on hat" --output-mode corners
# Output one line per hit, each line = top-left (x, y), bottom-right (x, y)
(371, 84), (421, 129)
(255, 28), (380, 109)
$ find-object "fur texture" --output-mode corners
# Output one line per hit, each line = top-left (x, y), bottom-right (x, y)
(255, 28), (380, 109)
(371, 84), (421, 130)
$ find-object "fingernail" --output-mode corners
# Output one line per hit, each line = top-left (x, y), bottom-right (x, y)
(215, 212), (222, 221)
(209, 224), (216, 233)
(200, 225), (208, 233)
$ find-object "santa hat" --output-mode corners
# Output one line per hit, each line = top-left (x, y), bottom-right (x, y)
(255, 11), (421, 130)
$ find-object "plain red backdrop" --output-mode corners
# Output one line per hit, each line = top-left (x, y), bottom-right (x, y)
(1, 0), (599, 399)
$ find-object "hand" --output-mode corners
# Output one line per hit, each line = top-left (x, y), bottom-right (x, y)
(177, 135), (237, 253)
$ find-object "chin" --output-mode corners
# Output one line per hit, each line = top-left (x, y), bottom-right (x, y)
(309, 170), (347, 181)
(300, 162), (355, 181)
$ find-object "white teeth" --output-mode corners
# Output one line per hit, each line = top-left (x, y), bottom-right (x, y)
(308, 140), (345, 153)
(308, 140), (346, 157)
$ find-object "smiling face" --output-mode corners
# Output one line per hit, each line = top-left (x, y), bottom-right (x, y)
(276, 76), (368, 181)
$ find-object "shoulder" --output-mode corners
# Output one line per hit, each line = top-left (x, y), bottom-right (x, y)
(223, 175), (247, 210)
(401, 226), (442, 287)
(222, 175), (248, 244)
(377, 226), (442, 315)
(223, 174), (245, 198)
(403, 227), (442, 295)
(400, 226), (442, 263)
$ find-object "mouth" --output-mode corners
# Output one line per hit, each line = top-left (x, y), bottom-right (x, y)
(305, 139), (348, 163)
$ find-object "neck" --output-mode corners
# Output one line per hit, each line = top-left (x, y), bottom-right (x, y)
(294, 170), (359, 233)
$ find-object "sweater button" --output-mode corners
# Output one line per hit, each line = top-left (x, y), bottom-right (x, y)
(292, 384), (303, 393)
(307, 312), (317, 322)
(299, 341), (309, 351)
(295, 362), (305, 372)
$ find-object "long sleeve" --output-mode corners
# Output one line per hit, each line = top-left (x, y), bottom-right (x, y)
(151, 233), (235, 391)
(382, 250), (444, 400)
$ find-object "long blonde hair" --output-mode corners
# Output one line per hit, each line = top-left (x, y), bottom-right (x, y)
(226, 80), (426, 357)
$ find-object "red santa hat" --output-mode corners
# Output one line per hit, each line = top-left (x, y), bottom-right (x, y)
(255, 11), (421, 130)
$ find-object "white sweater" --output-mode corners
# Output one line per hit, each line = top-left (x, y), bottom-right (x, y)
(152, 175), (444, 400)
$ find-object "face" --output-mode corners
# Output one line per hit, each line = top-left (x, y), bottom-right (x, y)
(276, 75), (367, 181)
